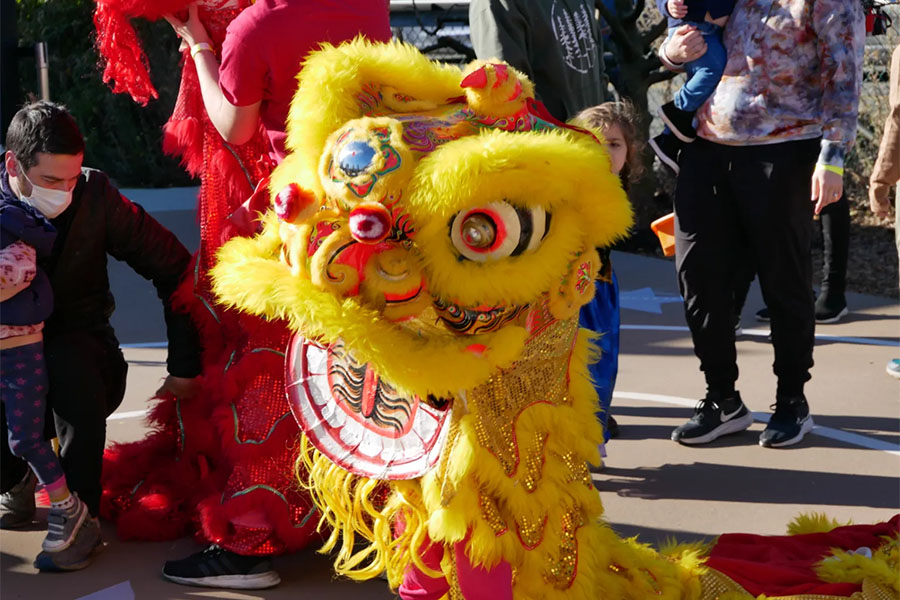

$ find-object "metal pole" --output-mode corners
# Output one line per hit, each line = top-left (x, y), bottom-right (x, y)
(0, 0), (19, 145)
(35, 41), (50, 101)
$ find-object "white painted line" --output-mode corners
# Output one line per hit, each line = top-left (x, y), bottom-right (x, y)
(108, 410), (149, 422)
(614, 391), (900, 456)
(109, 391), (899, 455)
(614, 391), (696, 408)
(621, 324), (900, 348)
(121, 342), (168, 348)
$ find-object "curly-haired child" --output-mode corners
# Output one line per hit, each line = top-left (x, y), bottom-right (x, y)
(571, 100), (645, 461)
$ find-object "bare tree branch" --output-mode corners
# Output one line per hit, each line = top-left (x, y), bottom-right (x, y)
(646, 68), (678, 86)
(640, 18), (668, 51)
(623, 0), (645, 26)
(639, 53), (663, 73)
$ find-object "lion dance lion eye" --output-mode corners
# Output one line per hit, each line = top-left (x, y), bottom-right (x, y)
(460, 213), (496, 249)
(337, 140), (377, 177)
(450, 201), (550, 262)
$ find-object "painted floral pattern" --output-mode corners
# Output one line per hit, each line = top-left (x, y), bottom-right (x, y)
(0, 240), (43, 339)
(696, 0), (865, 167)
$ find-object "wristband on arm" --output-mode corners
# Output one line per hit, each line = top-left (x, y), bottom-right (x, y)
(816, 164), (844, 176)
(190, 42), (213, 59)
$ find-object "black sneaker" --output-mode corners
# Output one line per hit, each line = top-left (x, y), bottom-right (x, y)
(649, 133), (683, 175)
(759, 395), (814, 448)
(658, 101), (697, 143)
(815, 294), (848, 324)
(671, 391), (754, 445)
(755, 307), (770, 322)
(162, 544), (281, 590)
(606, 415), (620, 439)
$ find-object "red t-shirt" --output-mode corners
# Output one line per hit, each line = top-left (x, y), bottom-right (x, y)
(218, 0), (392, 162)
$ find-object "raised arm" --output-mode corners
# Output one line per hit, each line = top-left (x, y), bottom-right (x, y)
(164, 5), (261, 146)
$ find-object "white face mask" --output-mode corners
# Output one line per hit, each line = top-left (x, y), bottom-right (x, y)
(17, 164), (73, 219)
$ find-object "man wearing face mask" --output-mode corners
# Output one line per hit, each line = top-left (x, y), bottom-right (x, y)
(0, 101), (201, 571)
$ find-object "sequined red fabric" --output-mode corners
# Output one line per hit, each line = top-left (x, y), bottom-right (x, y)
(96, 0), (319, 556)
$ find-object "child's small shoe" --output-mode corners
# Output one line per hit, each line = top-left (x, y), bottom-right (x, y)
(649, 133), (683, 175)
(34, 517), (104, 571)
(659, 101), (697, 143)
(42, 494), (89, 553)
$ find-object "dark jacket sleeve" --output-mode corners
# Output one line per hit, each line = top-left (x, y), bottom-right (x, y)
(99, 175), (202, 378)
(469, 0), (535, 85)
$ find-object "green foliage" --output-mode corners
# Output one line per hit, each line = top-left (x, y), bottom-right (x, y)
(15, 0), (194, 187)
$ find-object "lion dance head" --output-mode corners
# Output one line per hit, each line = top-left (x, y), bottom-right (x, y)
(212, 39), (641, 595)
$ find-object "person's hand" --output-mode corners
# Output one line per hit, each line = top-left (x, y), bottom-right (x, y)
(667, 0), (688, 18)
(664, 25), (707, 64)
(869, 189), (892, 219)
(164, 4), (210, 49)
(811, 167), (843, 215)
(157, 375), (201, 400)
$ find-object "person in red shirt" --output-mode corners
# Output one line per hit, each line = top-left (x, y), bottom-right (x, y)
(168, 0), (391, 162)
(155, 0), (391, 589)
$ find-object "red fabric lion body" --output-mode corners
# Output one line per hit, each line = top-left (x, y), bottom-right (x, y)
(94, 0), (318, 556)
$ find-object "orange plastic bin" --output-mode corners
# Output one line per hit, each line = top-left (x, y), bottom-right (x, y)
(650, 212), (676, 257)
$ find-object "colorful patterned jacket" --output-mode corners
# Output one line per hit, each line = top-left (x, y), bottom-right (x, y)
(662, 0), (865, 168)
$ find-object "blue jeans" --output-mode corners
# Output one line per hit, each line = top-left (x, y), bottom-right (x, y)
(670, 22), (727, 113)
(578, 271), (620, 443)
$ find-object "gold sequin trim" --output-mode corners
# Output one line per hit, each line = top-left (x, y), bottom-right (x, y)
(557, 450), (593, 489)
(446, 545), (465, 600)
(544, 508), (585, 590)
(698, 570), (893, 600)
(438, 417), (462, 508)
(522, 432), (549, 493)
(516, 513), (548, 550)
(470, 318), (577, 475)
(479, 491), (508, 536)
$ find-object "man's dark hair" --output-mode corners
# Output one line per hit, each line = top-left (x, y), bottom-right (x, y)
(6, 101), (85, 169)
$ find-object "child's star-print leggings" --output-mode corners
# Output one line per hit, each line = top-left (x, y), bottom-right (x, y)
(1, 341), (64, 485)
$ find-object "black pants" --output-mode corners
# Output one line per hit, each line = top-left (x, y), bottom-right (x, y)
(819, 195), (850, 299)
(1, 327), (127, 516)
(732, 194), (850, 314)
(675, 138), (817, 398)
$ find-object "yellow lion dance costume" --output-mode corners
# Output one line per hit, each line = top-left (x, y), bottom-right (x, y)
(212, 40), (899, 600)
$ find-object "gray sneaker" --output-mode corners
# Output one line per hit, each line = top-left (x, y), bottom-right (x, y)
(34, 517), (105, 571)
(42, 494), (89, 552)
(0, 470), (37, 529)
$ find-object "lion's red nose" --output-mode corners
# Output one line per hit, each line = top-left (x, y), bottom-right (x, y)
(349, 203), (392, 244)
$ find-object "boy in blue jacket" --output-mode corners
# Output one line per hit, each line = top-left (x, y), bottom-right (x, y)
(649, 0), (735, 174)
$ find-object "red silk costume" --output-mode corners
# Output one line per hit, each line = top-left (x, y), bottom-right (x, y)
(92, 0), (317, 555)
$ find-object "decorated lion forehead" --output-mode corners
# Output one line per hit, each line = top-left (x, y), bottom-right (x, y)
(213, 38), (631, 402)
